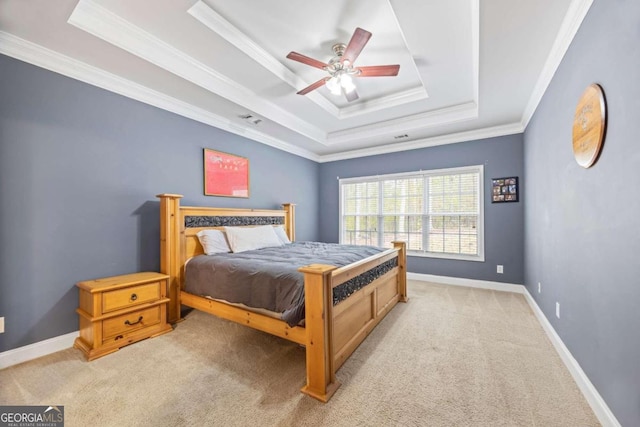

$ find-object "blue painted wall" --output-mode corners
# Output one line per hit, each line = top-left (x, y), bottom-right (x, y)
(0, 54), (319, 352)
(2, 2), (637, 421)
(523, 0), (640, 425)
(319, 134), (525, 285)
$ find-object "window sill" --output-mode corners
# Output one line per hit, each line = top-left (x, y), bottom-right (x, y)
(407, 251), (485, 262)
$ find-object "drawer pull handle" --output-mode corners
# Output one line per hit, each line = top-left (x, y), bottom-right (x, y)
(124, 316), (143, 326)
(130, 293), (138, 301)
(115, 335), (124, 341)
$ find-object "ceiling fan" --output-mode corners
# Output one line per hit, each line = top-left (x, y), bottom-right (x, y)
(286, 27), (400, 102)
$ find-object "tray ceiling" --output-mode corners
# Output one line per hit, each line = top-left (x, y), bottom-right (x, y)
(0, 0), (592, 161)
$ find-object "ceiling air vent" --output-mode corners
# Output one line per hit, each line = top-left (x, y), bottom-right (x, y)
(239, 114), (262, 125)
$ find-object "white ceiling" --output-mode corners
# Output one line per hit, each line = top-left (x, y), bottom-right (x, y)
(0, 0), (593, 162)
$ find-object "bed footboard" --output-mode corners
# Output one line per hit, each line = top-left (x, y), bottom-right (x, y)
(299, 241), (407, 402)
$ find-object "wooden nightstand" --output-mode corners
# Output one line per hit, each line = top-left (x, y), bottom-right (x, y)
(74, 272), (172, 361)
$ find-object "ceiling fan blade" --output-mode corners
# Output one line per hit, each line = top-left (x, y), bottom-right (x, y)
(297, 77), (329, 95)
(356, 65), (400, 77)
(345, 88), (359, 103)
(341, 27), (372, 65)
(286, 52), (329, 70)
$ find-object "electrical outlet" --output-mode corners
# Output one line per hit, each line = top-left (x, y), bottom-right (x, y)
(0, 317), (4, 334)
(556, 302), (560, 319)
(497, 265), (503, 274)
(538, 282), (541, 293)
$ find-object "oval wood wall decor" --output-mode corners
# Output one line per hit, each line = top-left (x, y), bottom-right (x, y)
(572, 83), (606, 168)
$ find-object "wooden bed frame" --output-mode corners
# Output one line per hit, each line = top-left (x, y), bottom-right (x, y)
(157, 194), (407, 402)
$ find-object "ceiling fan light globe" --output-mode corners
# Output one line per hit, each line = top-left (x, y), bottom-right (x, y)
(326, 77), (342, 96)
(342, 81), (356, 94)
(339, 74), (356, 94)
(340, 74), (353, 87)
(330, 85), (342, 96)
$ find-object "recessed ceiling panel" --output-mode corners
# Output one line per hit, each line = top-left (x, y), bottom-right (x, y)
(197, 0), (427, 111)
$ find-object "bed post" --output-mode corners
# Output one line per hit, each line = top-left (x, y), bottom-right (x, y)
(299, 264), (340, 402)
(282, 203), (296, 242)
(157, 193), (183, 323)
(393, 241), (408, 302)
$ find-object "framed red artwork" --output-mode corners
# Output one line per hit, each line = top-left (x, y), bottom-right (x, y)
(203, 149), (249, 197)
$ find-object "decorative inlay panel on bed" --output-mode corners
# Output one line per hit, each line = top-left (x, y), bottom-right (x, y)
(185, 215), (285, 228)
(333, 257), (398, 305)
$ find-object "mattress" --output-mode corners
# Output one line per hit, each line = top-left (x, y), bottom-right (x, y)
(184, 241), (387, 326)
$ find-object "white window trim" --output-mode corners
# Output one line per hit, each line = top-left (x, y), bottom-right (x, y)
(339, 165), (485, 262)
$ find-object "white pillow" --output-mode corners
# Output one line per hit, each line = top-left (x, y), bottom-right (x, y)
(274, 225), (291, 244)
(224, 225), (283, 253)
(196, 229), (231, 255)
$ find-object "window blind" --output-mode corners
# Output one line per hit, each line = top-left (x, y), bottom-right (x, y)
(339, 166), (484, 261)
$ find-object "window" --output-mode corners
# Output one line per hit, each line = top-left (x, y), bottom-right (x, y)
(339, 165), (484, 261)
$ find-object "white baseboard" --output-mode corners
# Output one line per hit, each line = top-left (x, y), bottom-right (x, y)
(408, 272), (620, 427)
(0, 331), (78, 370)
(521, 288), (621, 427)
(407, 272), (525, 294)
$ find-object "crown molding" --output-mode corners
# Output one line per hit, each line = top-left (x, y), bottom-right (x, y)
(188, 0), (429, 121)
(317, 122), (524, 163)
(187, 0), (340, 117)
(65, 0), (482, 147)
(0, 30), (520, 164)
(68, 0), (327, 144)
(521, 0), (593, 129)
(0, 31), (319, 162)
(336, 86), (428, 119)
(0, 28), (495, 164)
(326, 101), (478, 145)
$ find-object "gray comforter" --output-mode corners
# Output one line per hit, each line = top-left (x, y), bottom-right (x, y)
(184, 241), (384, 326)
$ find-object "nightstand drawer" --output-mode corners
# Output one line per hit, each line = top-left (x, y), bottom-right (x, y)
(102, 306), (161, 339)
(101, 327), (150, 348)
(102, 282), (160, 313)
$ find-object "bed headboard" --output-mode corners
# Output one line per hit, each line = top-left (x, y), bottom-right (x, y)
(156, 193), (296, 322)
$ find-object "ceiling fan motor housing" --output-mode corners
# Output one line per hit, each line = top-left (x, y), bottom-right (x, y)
(328, 44), (358, 76)
(332, 43), (346, 57)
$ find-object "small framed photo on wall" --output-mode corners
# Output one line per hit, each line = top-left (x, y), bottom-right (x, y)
(491, 177), (518, 203)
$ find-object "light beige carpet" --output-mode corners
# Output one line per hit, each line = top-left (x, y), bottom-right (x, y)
(0, 281), (599, 426)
